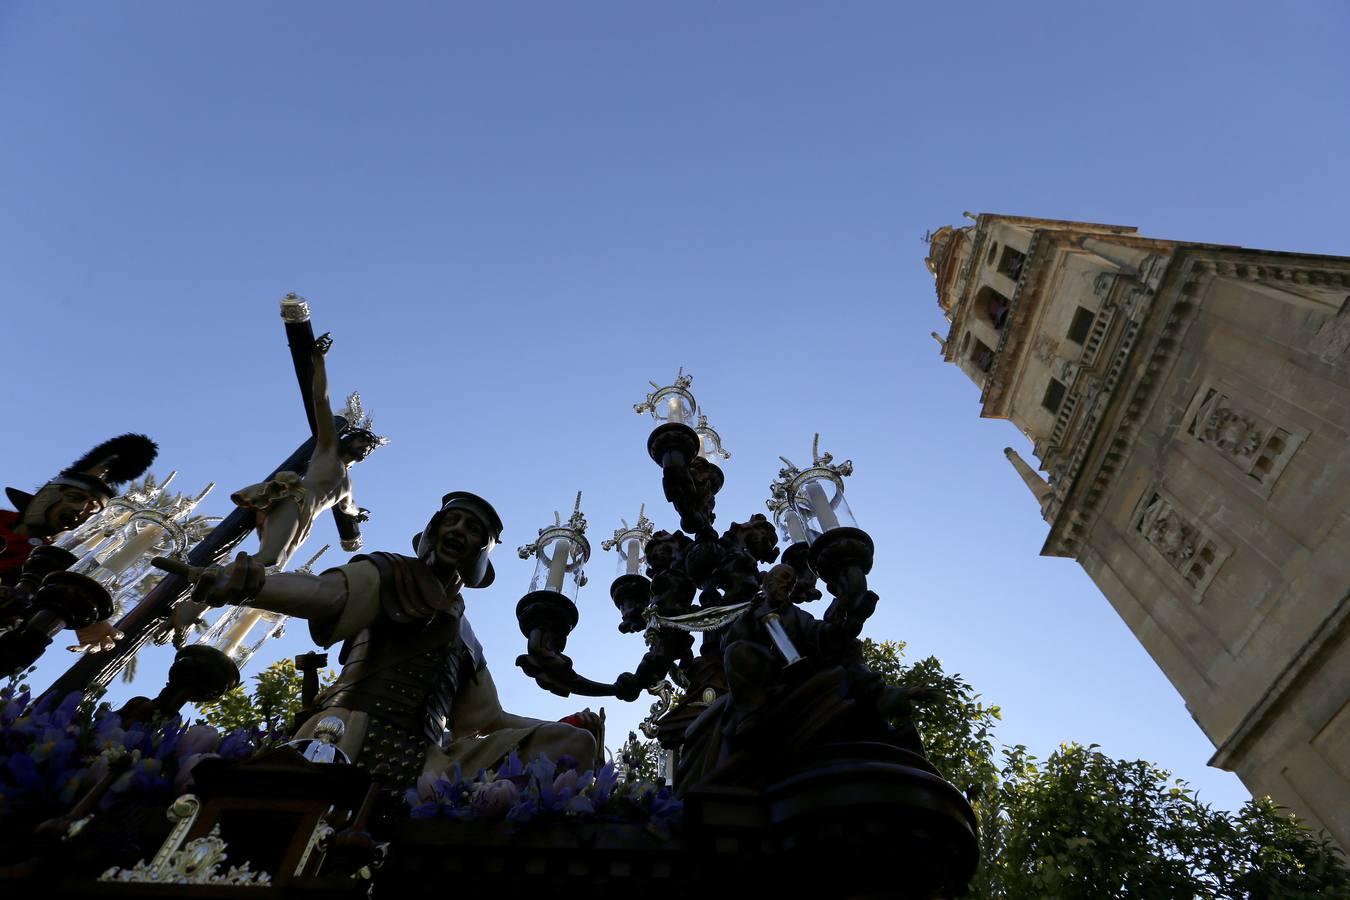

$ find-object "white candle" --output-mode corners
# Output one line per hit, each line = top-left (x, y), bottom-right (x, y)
(546, 537), (571, 593)
(666, 395), (685, 425)
(102, 524), (165, 576)
(805, 481), (841, 532)
(625, 538), (642, 575)
(219, 608), (265, 658)
(785, 512), (809, 545)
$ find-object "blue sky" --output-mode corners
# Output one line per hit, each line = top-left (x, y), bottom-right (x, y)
(3, 2), (1347, 812)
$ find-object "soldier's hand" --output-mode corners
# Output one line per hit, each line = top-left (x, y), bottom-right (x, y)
(67, 619), (123, 653)
(152, 553), (266, 607)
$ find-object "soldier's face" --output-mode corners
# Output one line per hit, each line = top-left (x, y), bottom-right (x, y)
(26, 485), (104, 536)
(434, 509), (487, 576)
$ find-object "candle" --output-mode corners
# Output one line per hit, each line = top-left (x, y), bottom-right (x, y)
(625, 538), (642, 575)
(804, 481), (841, 532)
(785, 512), (809, 545)
(666, 395), (685, 425)
(101, 524), (165, 576)
(218, 608), (266, 659)
(546, 537), (571, 593)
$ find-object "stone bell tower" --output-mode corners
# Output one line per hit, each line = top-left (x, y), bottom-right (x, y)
(927, 213), (1350, 848)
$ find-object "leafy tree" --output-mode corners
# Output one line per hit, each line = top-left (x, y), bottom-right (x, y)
(857, 640), (1350, 899)
(616, 729), (665, 783)
(194, 658), (332, 738)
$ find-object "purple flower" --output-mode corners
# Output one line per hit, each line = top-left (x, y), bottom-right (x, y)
(216, 730), (255, 760)
(173, 752), (218, 794)
(52, 691), (82, 727)
(496, 751), (526, 782)
(506, 795), (539, 825)
(3, 751), (42, 793)
(176, 725), (220, 760)
(471, 778), (520, 820)
(592, 763), (618, 806)
(413, 771), (441, 804)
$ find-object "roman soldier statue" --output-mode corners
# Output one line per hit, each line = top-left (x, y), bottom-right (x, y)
(159, 491), (599, 786)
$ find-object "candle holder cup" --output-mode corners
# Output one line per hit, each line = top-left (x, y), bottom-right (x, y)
(610, 574), (652, 634)
(0, 567), (114, 676)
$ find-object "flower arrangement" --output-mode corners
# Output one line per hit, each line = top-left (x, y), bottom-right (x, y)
(405, 751), (683, 837)
(0, 684), (257, 826)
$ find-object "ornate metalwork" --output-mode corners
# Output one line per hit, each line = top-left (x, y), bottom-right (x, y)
(694, 413), (731, 461)
(634, 367), (696, 420)
(293, 820), (335, 876)
(100, 824), (272, 886)
(338, 391), (391, 446)
(517, 491), (592, 572)
(279, 292), (311, 323)
(767, 433), (854, 517)
(639, 680), (678, 739)
(647, 600), (751, 633)
(601, 504), (655, 553)
(100, 794), (270, 886)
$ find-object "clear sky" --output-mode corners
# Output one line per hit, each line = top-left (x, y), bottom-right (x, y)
(3, 2), (1347, 813)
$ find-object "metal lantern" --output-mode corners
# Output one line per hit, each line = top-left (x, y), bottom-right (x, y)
(694, 414), (731, 466)
(601, 505), (656, 578)
(196, 605), (287, 671)
(518, 493), (591, 601)
(634, 368), (697, 428)
(768, 434), (857, 545)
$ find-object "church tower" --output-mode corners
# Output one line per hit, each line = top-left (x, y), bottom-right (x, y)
(927, 213), (1350, 847)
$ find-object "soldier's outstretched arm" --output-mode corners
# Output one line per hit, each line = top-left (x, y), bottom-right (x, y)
(152, 554), (348, 621)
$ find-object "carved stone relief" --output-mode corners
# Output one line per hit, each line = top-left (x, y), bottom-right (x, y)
(1190, 389), (1263, 458)
(1183, 382), (1304, 490)
(1138, 494), (1197, 565)
(1134, 490), (1228, 596)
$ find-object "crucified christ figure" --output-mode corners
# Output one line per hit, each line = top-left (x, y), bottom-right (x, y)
(231, 335), (380, 569)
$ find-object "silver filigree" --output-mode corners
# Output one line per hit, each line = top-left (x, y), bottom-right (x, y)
(639, 680), (679, 739)
(648, 600), (752, 633)
(694, 413), (731, 461)
(100, 824), (272, 886)
(601, 504), (655, 552)
(339, 391), (391, 447)
(517, 492), (592, 584)
(767, 433), (853, 516)
(634, 368), (697, 419)
(279, 292), (311, 323)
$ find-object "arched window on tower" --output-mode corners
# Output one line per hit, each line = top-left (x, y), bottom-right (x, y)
(998, 245), (1027, 281)
(976, 285), (1011, 331)
(969, 338), (995, 373)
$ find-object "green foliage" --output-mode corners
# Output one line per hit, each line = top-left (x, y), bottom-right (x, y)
(617, 730), (664, 784)
(861, 639), (1002, 805)
(195, 659), (332, 738)
(858, 639), (1349, 899)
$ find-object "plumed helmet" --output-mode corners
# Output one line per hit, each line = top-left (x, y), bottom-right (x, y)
(411, 491), (504, 589)
(6, 434), (158, 519)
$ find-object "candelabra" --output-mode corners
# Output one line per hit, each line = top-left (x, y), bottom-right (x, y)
(511, 369), (978, 895)
(0, 478), (218, 677)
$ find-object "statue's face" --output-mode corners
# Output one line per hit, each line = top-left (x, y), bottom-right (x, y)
(340, 433), (375, 463)
(432, 509), (487, 578)
(24, 484), (104, 536)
